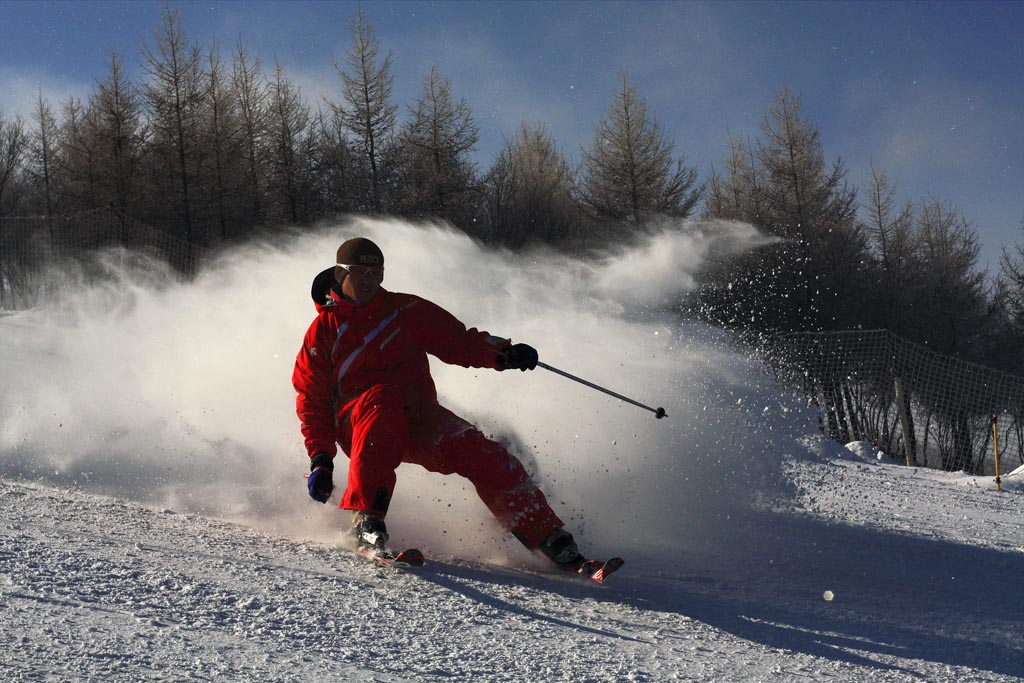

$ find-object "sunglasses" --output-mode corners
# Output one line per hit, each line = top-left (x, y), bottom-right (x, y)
(337, 263), (384, 278)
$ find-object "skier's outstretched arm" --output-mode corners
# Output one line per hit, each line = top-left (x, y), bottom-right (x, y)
(409, 297), (539, 372)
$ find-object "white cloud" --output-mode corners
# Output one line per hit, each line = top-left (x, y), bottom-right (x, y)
(836, 73), (1024, 267)
(0, 65), (92, 121)
(276, 62), (339, 112)
(838, 74), (1020, 179)
(392, 29), (579, 156)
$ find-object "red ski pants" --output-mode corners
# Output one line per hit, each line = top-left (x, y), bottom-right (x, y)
(336, 384), (564, 549)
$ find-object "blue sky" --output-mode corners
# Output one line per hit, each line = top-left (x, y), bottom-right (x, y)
(1, 0), (1021, 270)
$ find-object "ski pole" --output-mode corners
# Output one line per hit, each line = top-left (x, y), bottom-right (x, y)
(537, 361), (667, 419)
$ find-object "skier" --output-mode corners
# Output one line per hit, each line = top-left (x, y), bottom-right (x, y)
(292, 237), (587, 571)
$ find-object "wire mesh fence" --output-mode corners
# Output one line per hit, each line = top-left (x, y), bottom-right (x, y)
(761, 329), (1024, 476)
(0, 207), (204, 310)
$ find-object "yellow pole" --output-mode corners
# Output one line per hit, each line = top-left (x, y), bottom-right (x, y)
(992, 414), (1002, 493)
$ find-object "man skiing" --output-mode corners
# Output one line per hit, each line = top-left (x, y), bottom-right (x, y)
(292, 237), (603, 574)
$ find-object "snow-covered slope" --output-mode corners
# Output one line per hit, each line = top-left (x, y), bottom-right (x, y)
(2, 220), (1023, 681)
(3, 450), (1022, 682)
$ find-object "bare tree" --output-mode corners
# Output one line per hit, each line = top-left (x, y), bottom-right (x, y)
(991, 213), (1024, 374)
(757, 87), (864, 330)
(266, 60), (310, 224)
(910, 196), (988, 356)
(94, 50), (146, 214)
(999, 213), (1024, 327)
(858, 163), (914, 330)
(330, 8), (396, 212)
(702, 134), (763, 224)
(579, 72), (701, 228)
(0, 112), (28, 216)
(231, 37), (269, 225)
(483, 122), (578, 248)
(59, 96), (101, 210)
(203, 38), (245, 240)
(909, 199), (993, 471)
(28, 90), (61, 220)
(142, 3), (204, 243)
(307, 105), (357, 217)
(758, 88), (856, 237)
(697, 88), (868, 332)
(397, 65), (479, 224)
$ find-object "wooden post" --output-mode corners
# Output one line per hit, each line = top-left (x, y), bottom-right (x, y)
(992, 414), (1002, 493)
(894, 374), (913, 466)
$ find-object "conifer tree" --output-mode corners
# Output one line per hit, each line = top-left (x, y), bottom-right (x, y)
(0, 112), (27, 216)
(331, 8), (396, 212)
(703, 135), (763, 224)
(231, 37), (269, 225)
(910, 196), (988, 355)
(308, 105), (357, 217)
(993, 213), (1024, 373)
(698, 88), (869, 331)
(757, 87), (864, 329)
(94, 51), (146, 214)
(483, 122), (578, 248)
(999, 214), (1024, 329)
(28, 90), (61, 219)
(858, 164), (914, 330)
(398, 65), (479, 225)
(580, 72), (700, 228)
(59, 97), (100, 210)
(266, 60), (310, 224)
(203, 39), (246, 239)
(142, 4), (204, 243)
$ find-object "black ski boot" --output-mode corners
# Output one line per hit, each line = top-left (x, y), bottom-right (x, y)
(539, 528), (585, 571)
(352, 512), (425, 568)
(539, 528), (625, 583)
(353, 512), (389, 557)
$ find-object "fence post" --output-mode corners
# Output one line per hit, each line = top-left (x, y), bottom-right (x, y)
(893, 374), (913, 466)
(992, 414), (1002, 492)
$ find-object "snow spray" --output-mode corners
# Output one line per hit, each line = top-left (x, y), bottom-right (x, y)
(0, 216), (821, 573)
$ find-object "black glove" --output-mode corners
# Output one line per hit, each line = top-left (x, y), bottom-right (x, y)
(499, 343), (538, 371)
(307, 451), (335, 503)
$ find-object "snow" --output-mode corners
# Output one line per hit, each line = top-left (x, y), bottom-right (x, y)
(2, 219), (1023, 681)
(3, 454), (1022, 681)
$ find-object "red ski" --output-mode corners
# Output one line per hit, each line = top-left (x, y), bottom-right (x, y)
(576, 557), (625, 584)
(358, 547), (425, 568)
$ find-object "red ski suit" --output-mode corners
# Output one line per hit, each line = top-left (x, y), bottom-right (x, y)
(292, 274), (563, 548)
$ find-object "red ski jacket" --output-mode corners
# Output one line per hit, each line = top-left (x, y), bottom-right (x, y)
(292, 268), (509, 458)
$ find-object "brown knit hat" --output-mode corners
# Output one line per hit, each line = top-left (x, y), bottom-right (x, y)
(334, 237), (384, 281)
